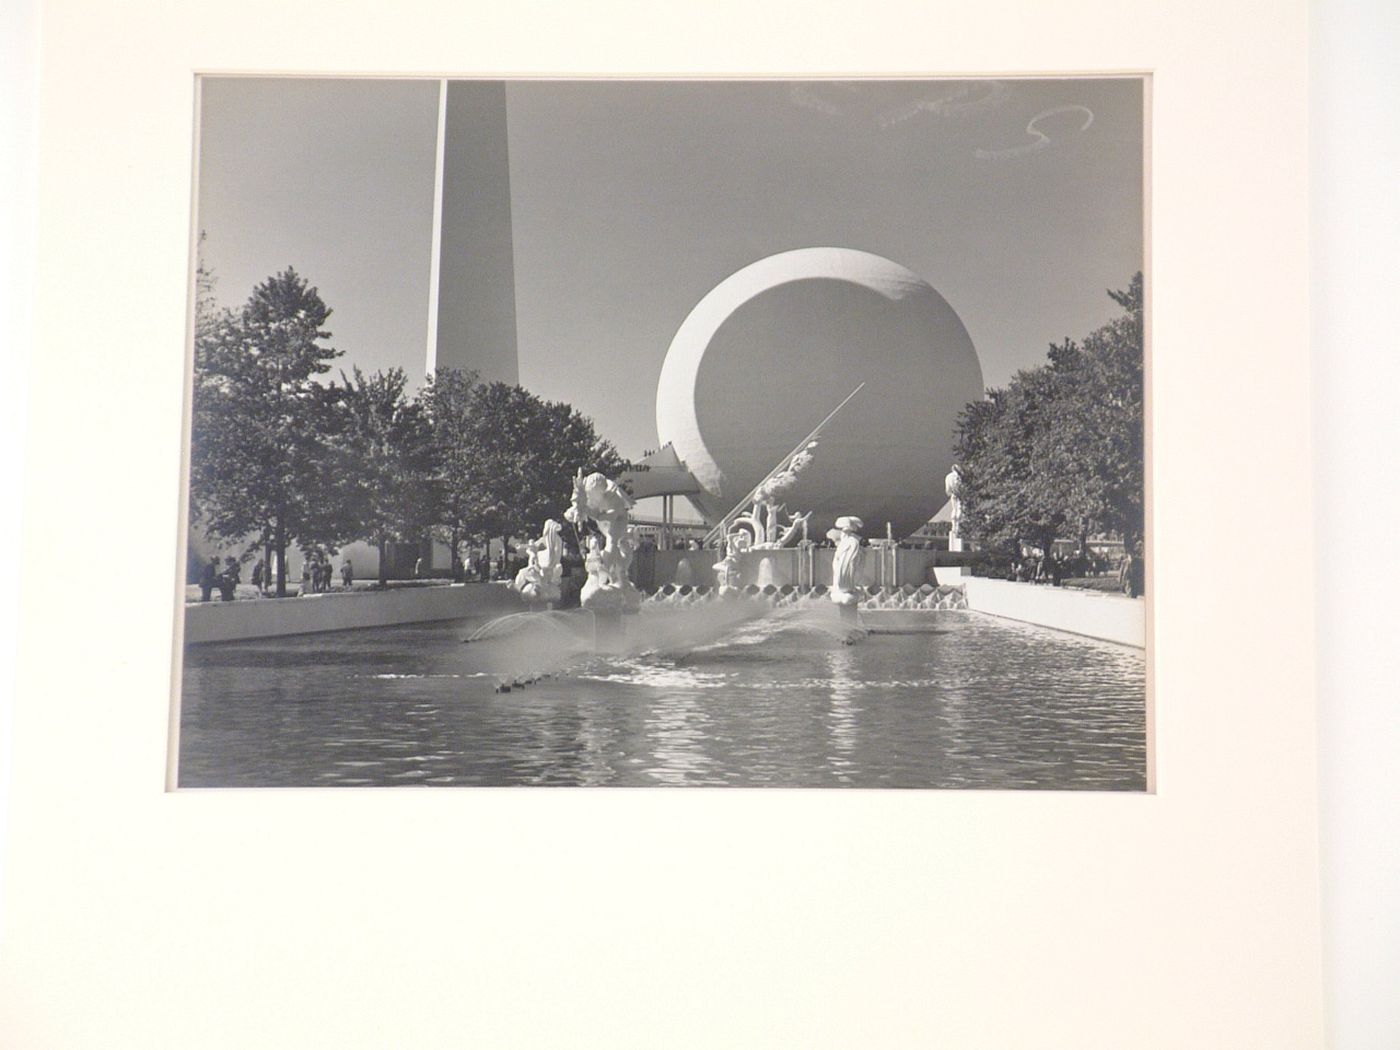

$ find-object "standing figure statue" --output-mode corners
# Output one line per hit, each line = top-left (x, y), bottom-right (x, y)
(578, 534), (611, 606)
(513, 518), (564, 606)
(828, 515), (866, 622)
(713, 530), (750, 595)
(945, 464), (964, 552)
(564, 470), (642, 613)
(773, 509), (812, 548)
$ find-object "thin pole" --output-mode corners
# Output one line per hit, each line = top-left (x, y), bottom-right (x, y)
(704, 382), (865, 547)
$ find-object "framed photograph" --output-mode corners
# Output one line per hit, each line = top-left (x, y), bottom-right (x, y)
(3, 1), (1321, 1046)
(174, 73), (1148, 791)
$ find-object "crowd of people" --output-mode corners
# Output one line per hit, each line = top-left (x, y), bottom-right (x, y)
(198, 551), (354, 600)
(198, 556), (242, 602)
(297, 550), (351, 594)
(1009, 547), (1070, 587)
(1003, 541), (1145, 598)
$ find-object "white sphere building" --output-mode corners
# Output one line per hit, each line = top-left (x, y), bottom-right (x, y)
(655, 247), (985, 538)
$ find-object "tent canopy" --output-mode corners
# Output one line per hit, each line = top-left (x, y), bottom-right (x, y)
(620, 443), (708, 501)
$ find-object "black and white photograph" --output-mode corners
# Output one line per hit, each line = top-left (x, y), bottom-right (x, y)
(175, 76), (1147, 789)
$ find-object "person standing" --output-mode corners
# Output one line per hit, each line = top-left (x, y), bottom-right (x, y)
(199, 556), (218, 602)
(218, 557), (240, 602)
(1122, 540), (1145, 598)
(341, 558), (353, 589)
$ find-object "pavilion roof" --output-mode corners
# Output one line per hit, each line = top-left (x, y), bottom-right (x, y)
(619, 443), (707, 499)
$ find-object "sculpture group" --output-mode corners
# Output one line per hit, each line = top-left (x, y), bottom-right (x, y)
(563, 469), (642, 613)
(515, 462), (872, 628)
(725, 441), (817, 551)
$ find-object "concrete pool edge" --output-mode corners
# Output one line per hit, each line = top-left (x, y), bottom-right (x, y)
(183, 573), (1145, 649)
(943, 571), (1145, 648)
(183, 581), (529, 644)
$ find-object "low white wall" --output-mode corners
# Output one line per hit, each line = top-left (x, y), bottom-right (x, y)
(183, 582), (528, 645)
(953, 573), (1145, 648)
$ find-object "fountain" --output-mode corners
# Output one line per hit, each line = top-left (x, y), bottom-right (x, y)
(563, 469), (642, 647)
(470, 450), (966, 689)
(674, 557), (695, 586)
(755, 556), (777, 589)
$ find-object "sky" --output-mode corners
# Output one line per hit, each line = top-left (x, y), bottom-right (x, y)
(197, 76), (1143, 460)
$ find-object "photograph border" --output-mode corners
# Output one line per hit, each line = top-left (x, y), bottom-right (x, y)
(166, 70), (1156, 793)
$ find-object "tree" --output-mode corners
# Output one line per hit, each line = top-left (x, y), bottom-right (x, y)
(954, 367), (1065, 555)
(1080, 274), (1145, 546)
(422, 379), (629, 555)
(188, 234), (232, 547)
(189, 268), (340, 596)
(418, 367), (480, 565)
(324, 367), (439, 585)
(955, 273), (1144, 556)
(1035, 274), (1144, 549)
(194, 232), (223, 333)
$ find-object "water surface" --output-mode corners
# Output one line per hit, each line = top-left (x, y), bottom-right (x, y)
(178, 608), (1146, 789)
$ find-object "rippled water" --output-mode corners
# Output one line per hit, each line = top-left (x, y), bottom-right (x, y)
(177, 608), (1146, 790)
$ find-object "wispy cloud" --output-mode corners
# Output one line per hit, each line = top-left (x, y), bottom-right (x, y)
(975, 104), (1094, 160)
(788, 81), (1011, 128)
(875, 81), (1011, 128)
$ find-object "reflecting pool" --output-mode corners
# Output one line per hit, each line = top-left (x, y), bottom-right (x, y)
(177, 609), (1146, 790)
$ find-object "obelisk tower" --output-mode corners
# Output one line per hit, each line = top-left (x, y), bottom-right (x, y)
(425, 80), (520, 384)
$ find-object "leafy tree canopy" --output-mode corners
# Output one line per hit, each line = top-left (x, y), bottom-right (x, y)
(190, 266), (636, 591)
(422, 375), (629, 549)
(954, 273), (1143, 556)
(189, 267), (339, 594)
(322, 366), (439, 584)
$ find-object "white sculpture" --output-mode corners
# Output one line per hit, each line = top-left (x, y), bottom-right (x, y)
(728, 441), (818, 550)
(944, 464), (964, 552)
(828, 515), (865, 614)
(578, 535), (610, 607)
(513, 518), (564, 606)
(564, 469), (642, 613)
(773, 509), (812, 548)
(713, 530), (749, 594)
